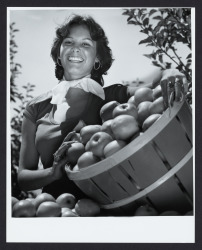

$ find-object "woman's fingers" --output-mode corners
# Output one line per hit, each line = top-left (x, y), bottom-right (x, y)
(63, 131), (76, 143)
(160, 69), (188, 107)
(52, 156), (69, 179)
(54, 142), (73, 161)
(160, 79), (169, 107)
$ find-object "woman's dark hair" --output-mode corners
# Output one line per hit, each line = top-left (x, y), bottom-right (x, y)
(51, 14), (114, 86)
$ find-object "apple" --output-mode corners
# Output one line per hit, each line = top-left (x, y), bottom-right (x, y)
(72, 164), (80, 171)
(137, 101), (152, 125)
(12, 196), (19, 208)
(142, 114), (161, 132)
(12, 200), (36, 217)
(127, 95), (136, 105)
(61, 207), (71, 213)
(33, 193), (56, 210)
(56, 193), (76, 209)
(160, 210), (180, 216)
(80, 125), (102, 144)
(26, 198), (35, 202)
(100, 101), (120, 122)
(149, 96), (165, 115)
(61, 208), (79, 217)
(134, 87), (153, 107)
(104, 140), (126, 158)
(85, 140), (91, 151)
(153, 85), (162, 100)
(66, 142), (85, 166)
(26, 198), (35, 205)
(111, 115), (140, 140)
(75, 198), (100, 217)
(134, 204), (159, 216)
(77, 152), (100, 169)
(36, 201), (61, 217)
(101, 119), (114, 138)
(112, 103), (138, 120)
(87, 132), (113, 158)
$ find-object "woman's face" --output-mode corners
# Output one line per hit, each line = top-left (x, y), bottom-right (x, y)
(59, 24), (97, 80)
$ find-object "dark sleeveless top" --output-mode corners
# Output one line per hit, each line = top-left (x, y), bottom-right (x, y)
(23, 84), (129, 199)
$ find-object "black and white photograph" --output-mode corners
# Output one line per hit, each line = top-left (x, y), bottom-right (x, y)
(7, 6), (195, 243)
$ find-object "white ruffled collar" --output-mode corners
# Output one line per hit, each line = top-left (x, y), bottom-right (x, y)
(50, 75), (105, 105)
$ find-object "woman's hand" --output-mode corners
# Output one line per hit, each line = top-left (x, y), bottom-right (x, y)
(53, 131), (76, 162)
(51, 156), (69, 181)
(160, 69), (188, 108)
(52, 131), (80, 180)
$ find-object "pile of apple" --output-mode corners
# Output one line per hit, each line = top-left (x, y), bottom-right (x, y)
(12, 193), (193, 217)
(64, 86), (166, 171)
(12, 193), (101, 217)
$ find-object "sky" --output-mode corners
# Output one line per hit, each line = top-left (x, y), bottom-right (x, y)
(9, 8), (190, 97)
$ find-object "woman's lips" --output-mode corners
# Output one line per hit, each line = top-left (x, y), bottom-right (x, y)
(68, 56), (84, 62)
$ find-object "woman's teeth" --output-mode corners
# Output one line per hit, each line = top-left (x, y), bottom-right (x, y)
(68, 56), (83, 62)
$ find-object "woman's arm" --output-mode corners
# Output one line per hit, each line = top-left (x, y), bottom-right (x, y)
(18, 117), (67, 191)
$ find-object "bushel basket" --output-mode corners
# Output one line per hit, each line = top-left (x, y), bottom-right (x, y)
(65, 100), (193, 215)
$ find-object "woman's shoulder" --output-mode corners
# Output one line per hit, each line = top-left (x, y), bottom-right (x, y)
(24, 90), (53, 123)
(28, 90), (52, 106)
(103, 83), (129, 103)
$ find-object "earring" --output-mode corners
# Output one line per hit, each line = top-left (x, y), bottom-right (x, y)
(57, 58), (62, 67)
(94, 61), (101, 70)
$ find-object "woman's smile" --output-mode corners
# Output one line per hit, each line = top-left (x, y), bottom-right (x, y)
(68, 56), (84, 63)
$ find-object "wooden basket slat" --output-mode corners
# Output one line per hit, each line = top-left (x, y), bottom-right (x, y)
(120, 160), (140, 186)
(147, 175), (193, 213)
(176, 102), (192, 143)
(125, 142), (168, 188)
(74, 179), (113, 205)
(92, 171), (129, 201)
(109, 166), (139, 196)
(154, 117), (192, 167)
(175, 155), (193, 200)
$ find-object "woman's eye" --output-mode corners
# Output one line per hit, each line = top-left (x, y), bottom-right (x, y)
(64, 40), (73, 45)
(82, 43), (91, 47)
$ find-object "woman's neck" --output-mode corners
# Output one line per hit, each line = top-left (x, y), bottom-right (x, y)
(63, 73), (91, 81)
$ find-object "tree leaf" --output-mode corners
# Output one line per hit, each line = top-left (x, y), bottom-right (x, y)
(158, 54), (163, 63)
(165, 62), (172, 69)
(143, 53), (154, 59)
(149, 9), (157, 16)
(139, 36), (153, 44)
(186, 53), (192, 59)
(153, 16), (162, 20)
(176, 8), (183, 18)
(146, 42), (155, 47)
(143, 18), (149, 26)
(153, 25), (161, 35)
(152, 61), (162, 68)
(128, 20), (139, 25)
(141, 14), (147, 20)
(127, 16), (133, 22)
(122, 9), (129, 15)
(13, 108), (20, 113)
